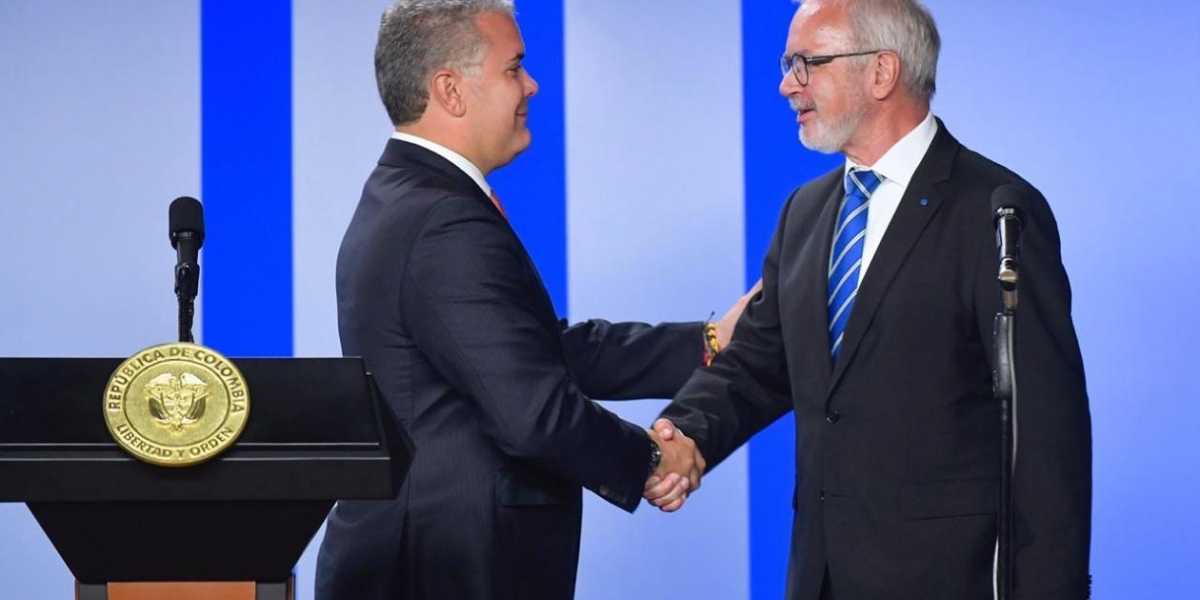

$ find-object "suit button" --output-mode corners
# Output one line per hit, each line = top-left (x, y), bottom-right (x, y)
(819, 488), (826, 501)
(825, 409), (841, 423)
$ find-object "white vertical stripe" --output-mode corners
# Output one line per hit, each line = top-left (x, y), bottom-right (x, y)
(292, 0), (394, 361)
(565, 1), (749, 599)
(0, 2), (201, 599)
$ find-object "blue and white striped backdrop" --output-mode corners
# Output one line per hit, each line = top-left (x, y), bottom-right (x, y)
(2, 1), (1197, 598)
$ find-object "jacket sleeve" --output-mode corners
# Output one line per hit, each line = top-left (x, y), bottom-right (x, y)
(972, 184), (1092, 598)
(561, 319), (703, 401)
(657, 193), (797, 470)
(399, 197), (651, 512)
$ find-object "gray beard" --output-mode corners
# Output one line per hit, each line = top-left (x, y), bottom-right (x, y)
(799, 107), (866, 154)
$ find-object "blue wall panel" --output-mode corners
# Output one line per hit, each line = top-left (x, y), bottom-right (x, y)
(201, 0), (294, 356)
(490, 0), (568, 314)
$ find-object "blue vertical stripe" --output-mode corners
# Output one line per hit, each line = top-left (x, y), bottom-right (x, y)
(742, 1), (842, 598)
(490, 0), (568, 315)
(201, 0), (293, 357)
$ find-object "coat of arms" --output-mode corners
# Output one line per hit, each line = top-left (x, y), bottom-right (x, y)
(144, 372), (208, 433)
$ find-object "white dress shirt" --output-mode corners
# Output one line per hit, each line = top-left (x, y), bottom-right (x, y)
(844, 111), (938, 280)
(391, 131), (492, 198)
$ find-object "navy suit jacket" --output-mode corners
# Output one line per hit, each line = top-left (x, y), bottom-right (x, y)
(662, 122), (1092, 600)
(315, 139), (703, 600)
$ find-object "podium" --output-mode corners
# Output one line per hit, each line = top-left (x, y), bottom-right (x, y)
(0, 357), (413, 600)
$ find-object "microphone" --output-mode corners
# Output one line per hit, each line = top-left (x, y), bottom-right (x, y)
(990, 185), (1025, 293)
(169, 197), (204, 342)
(169, 196), (205, 301)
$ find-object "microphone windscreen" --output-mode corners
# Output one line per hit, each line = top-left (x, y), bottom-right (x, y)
(169, 196), (205, 248)
(990, 184), (1027, 218)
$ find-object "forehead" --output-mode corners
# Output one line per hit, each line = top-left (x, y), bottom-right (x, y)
(785, 2), (853, 54)
(476, 11), (525, 56)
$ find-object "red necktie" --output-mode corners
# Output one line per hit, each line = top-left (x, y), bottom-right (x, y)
(489, 190), (508, 220)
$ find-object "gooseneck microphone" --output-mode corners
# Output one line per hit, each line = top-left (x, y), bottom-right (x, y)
(988, 184), (1029, 600)
(991, 185), (1025, 304)
(169, 196), (205, 342)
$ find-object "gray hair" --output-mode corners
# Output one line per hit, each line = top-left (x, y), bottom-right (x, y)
(375, 0), (516, 126)
(801, 0), (941, 99)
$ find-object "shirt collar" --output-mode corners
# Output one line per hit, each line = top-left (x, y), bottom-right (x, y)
(391, 131), (492, 197)
(844, 111), (938, 186)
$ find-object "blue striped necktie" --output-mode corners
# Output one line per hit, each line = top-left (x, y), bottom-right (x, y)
(828, 169), (882, 362)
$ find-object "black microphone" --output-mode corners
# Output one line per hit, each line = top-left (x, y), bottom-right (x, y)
(169, 196), (205, 301)
(169, 197), (204, 342)
(990, 185), (1025, 293)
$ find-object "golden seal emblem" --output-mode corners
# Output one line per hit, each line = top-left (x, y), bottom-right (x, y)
(104, 342), (249, 467)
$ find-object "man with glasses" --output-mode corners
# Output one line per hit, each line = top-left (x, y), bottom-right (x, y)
(656, 0), (1091, 597)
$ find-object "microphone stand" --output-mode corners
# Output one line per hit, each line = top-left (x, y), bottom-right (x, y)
(176, 264), (196, 343)
(993, 249), (1018, 600)
(173, 233), (200, 343)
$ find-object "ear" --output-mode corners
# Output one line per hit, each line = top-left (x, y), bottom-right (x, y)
(870, 51), (902, 101)
(429, 69), (467, 118)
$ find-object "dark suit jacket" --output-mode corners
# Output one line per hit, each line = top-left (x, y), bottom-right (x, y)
(662, 122), (1091, 600)
(316, 139), (703, 600)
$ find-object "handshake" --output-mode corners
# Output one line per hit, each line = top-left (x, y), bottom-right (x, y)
(643, 418), (706, 512)
(638, 280), (758, 512)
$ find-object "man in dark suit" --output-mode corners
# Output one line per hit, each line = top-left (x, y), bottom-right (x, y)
(657, 0), (1092, 598)
(315, 1), (741, 599)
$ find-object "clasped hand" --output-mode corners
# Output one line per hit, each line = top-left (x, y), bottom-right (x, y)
(643, 418), (706, 512)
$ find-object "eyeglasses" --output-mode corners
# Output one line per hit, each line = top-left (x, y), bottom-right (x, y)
(779, 50), (883, 86)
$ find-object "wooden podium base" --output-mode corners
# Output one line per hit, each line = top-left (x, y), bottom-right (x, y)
(75, 578), (293, 600)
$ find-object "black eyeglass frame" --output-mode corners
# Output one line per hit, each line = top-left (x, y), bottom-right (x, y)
(779, 50), (885, 86)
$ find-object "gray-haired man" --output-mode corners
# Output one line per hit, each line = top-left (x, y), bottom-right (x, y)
(658, 0), (1091, 598)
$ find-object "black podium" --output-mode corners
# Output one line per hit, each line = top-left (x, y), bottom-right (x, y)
(0, 357), (413, 600)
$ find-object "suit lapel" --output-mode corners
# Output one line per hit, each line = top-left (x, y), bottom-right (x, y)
(828, 122), (961, 394)
(804, 177), (846, 383)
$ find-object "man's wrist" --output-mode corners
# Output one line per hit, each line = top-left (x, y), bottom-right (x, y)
(646, 435), (662, 478)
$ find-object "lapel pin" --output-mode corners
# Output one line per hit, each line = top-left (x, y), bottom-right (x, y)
(919, 198), (930, 207)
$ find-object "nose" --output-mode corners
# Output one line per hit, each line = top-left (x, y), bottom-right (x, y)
(523, 69), (539, 97)
(779, 70), (801, 97)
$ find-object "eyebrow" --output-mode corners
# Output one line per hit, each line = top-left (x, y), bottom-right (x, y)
(508, 53), (524, 65)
